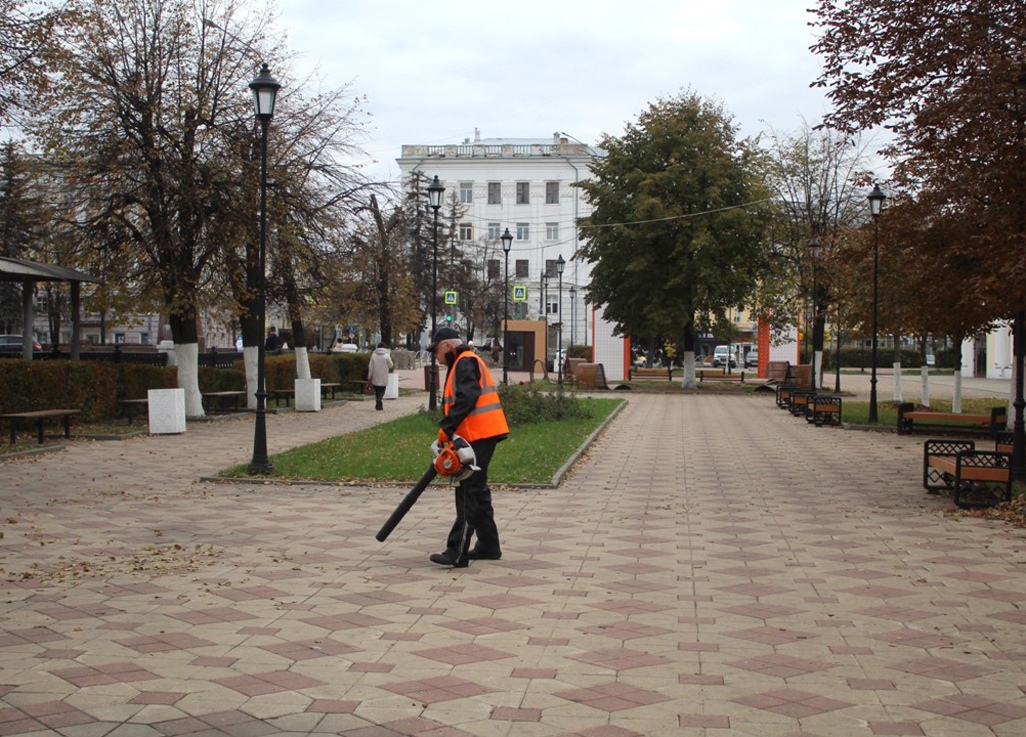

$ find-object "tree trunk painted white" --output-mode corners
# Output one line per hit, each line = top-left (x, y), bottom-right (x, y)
(176, 342), (205, 418)
(920, 366), (930, 408)
(245, 345), (258, 409)
(295, 346), (311, 380)
(952, 371), (962, 413)
(892, 362), (902, 402)
(813, 350), (823, 391)
(681, 351), (697, 389)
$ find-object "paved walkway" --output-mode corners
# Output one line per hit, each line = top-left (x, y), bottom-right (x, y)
(1, 386), (1025, 736)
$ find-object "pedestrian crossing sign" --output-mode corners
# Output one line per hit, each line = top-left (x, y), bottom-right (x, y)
(513, 286), (527, 302)
(444, 290), (457, 305)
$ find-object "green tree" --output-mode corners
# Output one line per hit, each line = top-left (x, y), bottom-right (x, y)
(577, 91), (772, 387)
(0, 142), (49, 331)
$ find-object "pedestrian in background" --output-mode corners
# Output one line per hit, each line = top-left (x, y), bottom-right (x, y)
(264, 327), (281, 352)
(367, 342), (394, 411)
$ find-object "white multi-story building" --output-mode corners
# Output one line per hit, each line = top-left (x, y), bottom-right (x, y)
(398, 131), (608, 370)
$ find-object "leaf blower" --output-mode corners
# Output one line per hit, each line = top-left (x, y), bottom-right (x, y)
(375, 435), (479, 542)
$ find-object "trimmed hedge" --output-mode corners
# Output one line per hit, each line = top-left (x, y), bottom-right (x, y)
(0, 352), (371, 421)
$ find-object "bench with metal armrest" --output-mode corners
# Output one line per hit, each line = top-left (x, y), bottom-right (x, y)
(922, 438), (1012, 508)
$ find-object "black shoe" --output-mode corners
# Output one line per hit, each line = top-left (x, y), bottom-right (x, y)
(466, 547), (502, 560)
(375, 404), (383, 410)
(430, 552), (468, 568)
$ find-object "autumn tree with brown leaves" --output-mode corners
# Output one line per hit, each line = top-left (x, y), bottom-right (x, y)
(811, 0), (1026, 468)
(811, 0), (1026, 306)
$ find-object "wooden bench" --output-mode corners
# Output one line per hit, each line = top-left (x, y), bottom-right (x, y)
(0, 409), (81, 444)
(697, 370), (746, 383)
(270, 388), (295, 406)
(766, 361), (790, 382)
(320, 382), (342, 400)
(775, 365), (813, 408)
(806, 394), (842, 426)
(202, 390), (247, 413)
(119, 398), (149, 425)
(898, 403), (1006, 436)
(922, 438), (1012, 508)
(575, 363), (610, 390)
(630, 366), (672, 381)
(788, 389), (814, 417)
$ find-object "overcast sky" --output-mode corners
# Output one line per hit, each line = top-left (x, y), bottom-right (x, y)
(275, 0), (834, 184)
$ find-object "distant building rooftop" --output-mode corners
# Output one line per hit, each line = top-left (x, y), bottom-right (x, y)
(399, 130), (604, 161)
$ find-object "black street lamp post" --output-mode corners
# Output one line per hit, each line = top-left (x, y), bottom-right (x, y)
(427, 175), (445, 411)
(808, 238), (823, 392)
(569, 285), (577, 347)
(867, 184), (886, 424)
(247, 63), (280, 475)
(556, 255), (565, 390)
(501, 228), (513, 384)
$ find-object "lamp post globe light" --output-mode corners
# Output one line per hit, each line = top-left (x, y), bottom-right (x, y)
(500, 228), (513, 384)
(808, 238), (823, 392)
(867, 184), (886, 424)
(556, 255), (565, 389)
(247, 63), (280, 475)
(427, 175), (445, 411)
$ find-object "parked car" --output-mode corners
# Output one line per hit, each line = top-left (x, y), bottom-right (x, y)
(712, 345), (737, 369)
(744, 349), (759, 368)
(0, 335), (42, 354)
(548, 349), (567, 372)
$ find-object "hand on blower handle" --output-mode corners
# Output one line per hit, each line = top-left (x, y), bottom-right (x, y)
(432, 433), (479, 483)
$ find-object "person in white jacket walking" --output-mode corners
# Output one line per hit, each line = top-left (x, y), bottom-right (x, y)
(367, 343), (394, 410)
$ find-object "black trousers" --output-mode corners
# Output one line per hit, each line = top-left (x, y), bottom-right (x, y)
(373, 384), (385, 409)
(443, 438), (500, 560)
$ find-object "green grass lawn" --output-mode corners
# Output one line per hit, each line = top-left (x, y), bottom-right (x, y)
(840, 397), (1006, 426)
(219, 398), (623, 485)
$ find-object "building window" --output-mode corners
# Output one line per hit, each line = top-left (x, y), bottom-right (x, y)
(488, 222), (501, 240)
(516, 223), (530, 240)
(545, 258), (558, 277)
(459, 182), (473, 204)
(516, 182), (530, 204)
(516, 260), (529, 278)
(488, 182), (502, 204)
(546, 181), (559, 203)
(459, 222), (473, 240)
(546, 222), (559, 241)
(114, 333), (126, 344)
(546, 299), (559, 315)
(487, 259), (500, 279)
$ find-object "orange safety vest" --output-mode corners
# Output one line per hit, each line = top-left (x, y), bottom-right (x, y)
(442, 350), (510, 442)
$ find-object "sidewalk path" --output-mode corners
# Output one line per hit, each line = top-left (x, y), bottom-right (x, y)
(2, 391), (1025, 736)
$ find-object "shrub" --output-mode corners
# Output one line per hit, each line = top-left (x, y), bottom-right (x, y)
(497, 383), (593, 426)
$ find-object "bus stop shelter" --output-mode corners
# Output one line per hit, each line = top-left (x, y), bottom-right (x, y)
(0, 256), (100, 360)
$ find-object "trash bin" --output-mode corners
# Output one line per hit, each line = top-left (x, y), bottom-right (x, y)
(423, 365), (439, 391)
(148, 388), (186, 434)
(384, 373), (400, 400)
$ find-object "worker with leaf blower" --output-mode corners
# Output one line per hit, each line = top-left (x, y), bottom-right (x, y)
(427, 327), (509, 568)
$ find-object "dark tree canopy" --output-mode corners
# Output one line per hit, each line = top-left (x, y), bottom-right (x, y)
(811, 0), (1026, 305)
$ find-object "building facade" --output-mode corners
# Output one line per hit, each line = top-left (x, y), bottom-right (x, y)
(398, 131), (602, 360)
